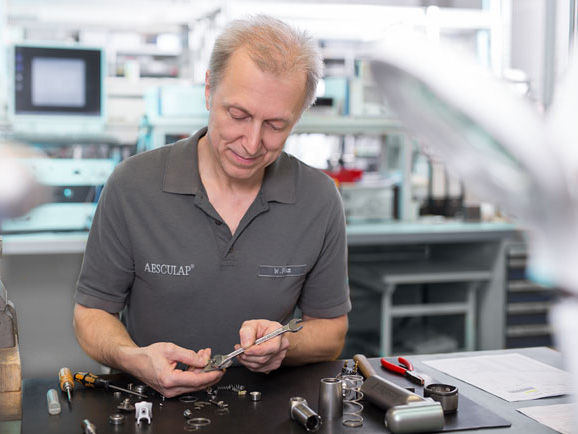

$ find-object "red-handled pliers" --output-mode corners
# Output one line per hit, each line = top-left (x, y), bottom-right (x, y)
(380, 357), (424, 386)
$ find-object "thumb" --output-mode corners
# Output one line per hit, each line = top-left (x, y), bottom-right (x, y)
(239, 325), (256, 349)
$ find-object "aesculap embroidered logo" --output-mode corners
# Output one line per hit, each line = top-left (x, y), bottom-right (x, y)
(144, 263), (194, 276)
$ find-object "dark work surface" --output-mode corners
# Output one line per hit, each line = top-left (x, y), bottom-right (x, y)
(22, 358), (510, 434)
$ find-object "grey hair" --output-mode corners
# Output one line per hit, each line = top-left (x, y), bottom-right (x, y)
(208, 15), (323, 112)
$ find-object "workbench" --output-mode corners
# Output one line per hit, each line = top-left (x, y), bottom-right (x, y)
(8, 347), (569, 434)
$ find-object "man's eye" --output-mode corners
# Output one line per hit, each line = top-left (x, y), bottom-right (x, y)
(267, 122), (283, 131)
(229, 109), (248, 120)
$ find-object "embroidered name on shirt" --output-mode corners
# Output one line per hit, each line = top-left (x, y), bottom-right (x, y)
(258, 265), (307, 278)
(144, 263), (194, 276)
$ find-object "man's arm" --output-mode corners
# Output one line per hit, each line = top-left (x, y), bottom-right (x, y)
(73, 304), (224, 397)
(284, 314), (348, 364)
(235, 314), (348, 373)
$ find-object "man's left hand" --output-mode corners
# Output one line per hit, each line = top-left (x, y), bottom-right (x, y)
(235, 319), (289, 373)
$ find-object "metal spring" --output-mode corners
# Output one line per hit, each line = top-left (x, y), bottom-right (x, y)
(340, 374), (364, 428)
(216, 384), (246, 393)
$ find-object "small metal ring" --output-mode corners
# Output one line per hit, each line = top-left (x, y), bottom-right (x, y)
(179, 395), (199, 404)
(109, 413), (125, 425)
(186, 417), (211, 427)
(183, 424), (199, 431)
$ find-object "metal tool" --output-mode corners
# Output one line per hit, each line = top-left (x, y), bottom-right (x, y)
(289, 397), (321, 432)
(58, 367), (74, 403)
(46, 389), (61, 415)
(381, 357), (424, 386)
(204, 318), (304, 371)
(74, 372), (148, 399)
(318, 377), (342, 420)
(353, 354), (444, 433)
(424, 383), (459, 414)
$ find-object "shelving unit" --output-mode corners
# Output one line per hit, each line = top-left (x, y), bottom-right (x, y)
(505, 240), (557, 348)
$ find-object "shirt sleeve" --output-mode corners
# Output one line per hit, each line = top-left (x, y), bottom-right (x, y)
(74, 167), (135, 313)
(297, 181), (351, 318)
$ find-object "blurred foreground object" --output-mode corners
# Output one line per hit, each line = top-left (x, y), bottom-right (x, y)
(0, 143), (50, 220)
(368, 37), (578, 424)
(0, 142), (48, 421)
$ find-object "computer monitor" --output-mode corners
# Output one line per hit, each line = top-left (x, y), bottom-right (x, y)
(10, 44), (105, 134)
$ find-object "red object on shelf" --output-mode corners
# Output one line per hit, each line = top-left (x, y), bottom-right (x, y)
(322, 168), (363, 185)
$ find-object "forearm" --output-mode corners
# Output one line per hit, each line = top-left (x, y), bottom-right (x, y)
(73, 303), (138, 372)
(283, 314), (348, 365)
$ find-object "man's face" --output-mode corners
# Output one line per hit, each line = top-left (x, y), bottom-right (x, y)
(204, 48), (306, 183)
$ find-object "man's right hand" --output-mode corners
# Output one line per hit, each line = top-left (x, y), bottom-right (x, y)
(123, 343), (224, 398)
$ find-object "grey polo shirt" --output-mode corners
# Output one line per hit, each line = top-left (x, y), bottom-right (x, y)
(75, 127), (351, 356)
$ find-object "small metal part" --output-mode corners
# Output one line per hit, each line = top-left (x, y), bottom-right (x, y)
(208, 398), (228, 409)
(204, 318), (304, 371)
(216, 408), (230, 415)
(117, 398), (135, 412)
(289, 397), (321, 432)
(127, 383), (133, 391)
(249, 391), (261, 401)
(133, 384), (148, 395)
(424, 383), (459, 414)
(113, 391), (122, 399)
(179, 395), (199, 404)
(46, 389), (61, 415)
(109, 414), (125, 425)
(186, 417), (211, 427)
(81, 419), (97, 434)
(238, 390), (247, 397)
(184, 409), (193, 419)
(318, 377), (343, 420)
(135, 401), (153, 424)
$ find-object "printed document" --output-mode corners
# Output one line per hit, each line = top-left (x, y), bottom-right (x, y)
(517, 403), (576, 434)
(424, 353), (573, 401)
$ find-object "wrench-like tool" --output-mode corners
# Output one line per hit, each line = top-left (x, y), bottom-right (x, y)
(203, 319), (304, 372)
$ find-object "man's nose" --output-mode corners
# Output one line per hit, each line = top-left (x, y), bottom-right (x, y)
(243, 122), (262, 155)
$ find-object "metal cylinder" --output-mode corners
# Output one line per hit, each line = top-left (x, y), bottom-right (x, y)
(385, 401), (445, 434)
(424, 384), (459, 414)
(318, 377), (343, 420)
(289, 397), (321, 432)
(46, 389), (61, 415)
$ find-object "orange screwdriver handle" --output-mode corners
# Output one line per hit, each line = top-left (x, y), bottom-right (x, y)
(74, 372), (108, 389)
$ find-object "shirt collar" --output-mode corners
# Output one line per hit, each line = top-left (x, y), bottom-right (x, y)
(162, 126), (296, 204)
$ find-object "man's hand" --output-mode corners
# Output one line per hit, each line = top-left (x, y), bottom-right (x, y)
(125, 343), (224, 397)
(235, 320), (289, 373)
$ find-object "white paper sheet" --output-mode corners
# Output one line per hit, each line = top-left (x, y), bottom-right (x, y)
(424, 353), (573, 401)
(517, 403), (576, 434)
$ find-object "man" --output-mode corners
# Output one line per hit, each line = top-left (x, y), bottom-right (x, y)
(73, 15), (351, 398)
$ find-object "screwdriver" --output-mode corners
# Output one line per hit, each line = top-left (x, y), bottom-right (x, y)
(58, 367), (74, 403)
(74, 372), (148, 399)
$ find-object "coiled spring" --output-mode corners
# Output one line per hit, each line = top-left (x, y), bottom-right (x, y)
(216, 384), (246, 393)
(340, 374), (364, 428)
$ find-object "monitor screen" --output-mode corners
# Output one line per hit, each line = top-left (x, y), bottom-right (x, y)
(13, 45), (102, 116)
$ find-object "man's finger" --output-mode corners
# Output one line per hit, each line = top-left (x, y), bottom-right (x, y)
(239, 323), (257, 348)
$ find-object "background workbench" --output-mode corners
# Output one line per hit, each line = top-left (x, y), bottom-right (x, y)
(10, 347), (569, 434)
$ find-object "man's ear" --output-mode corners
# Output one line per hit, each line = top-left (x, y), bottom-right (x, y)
(204, 70), (211, 110)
